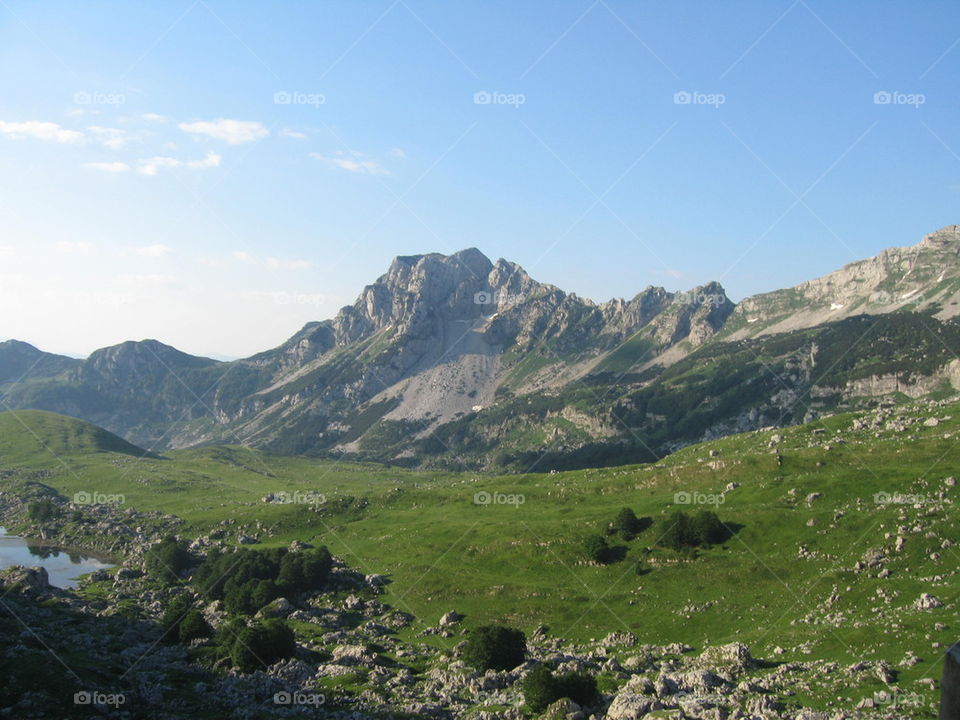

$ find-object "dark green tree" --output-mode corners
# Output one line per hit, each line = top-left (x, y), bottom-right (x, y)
(690, 509), (727, 545)
(177, 610), (211, 643)
(145, 537), (192, 584)
(462, 625), (527, 671)
(584, 534), (611, 564)
(612, 507), (644, 540)
(522, 665), (557, 712)
(228, 619), (296, 672)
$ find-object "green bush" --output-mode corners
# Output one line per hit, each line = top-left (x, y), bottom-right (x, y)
(27, 499), (58, 524)
(145, 537), (192, 584)
(462, 624), (526, 671)
(584, 534), (611, 563)
(192, 546), (332, 616)
(178, 610), (211, 643)
(612, 507), (644, 540)
(227, 618), (296, 672)
(523, 665), (599, 712)
(658, 509), (728, 550)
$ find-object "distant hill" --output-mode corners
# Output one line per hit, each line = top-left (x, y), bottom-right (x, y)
(0, 410), (152, 462)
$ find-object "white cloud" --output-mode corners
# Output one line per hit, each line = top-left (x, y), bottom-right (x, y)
(135, 244), (172, 258)
(137, 151), (220, 175)
(389, 147), (407, 158)
(0, 120), (83, 143)
(116, 273), (177, 287)
(142, 113), (167, 123)
(87, 125), (132, 149)
(187, 151), (221, 169)
(310, 151), (390, 175)
(233, 251), (251, 262)
(56, 241), (94, 254)
(280, 128), (307, 139)
(267, 257), (311, 271)
(0, 246), (16, 258)
(84, 161), (130, 173)
(178, 118), (269, 144)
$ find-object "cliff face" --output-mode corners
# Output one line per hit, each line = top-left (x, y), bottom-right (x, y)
(3, 226), (960, 468)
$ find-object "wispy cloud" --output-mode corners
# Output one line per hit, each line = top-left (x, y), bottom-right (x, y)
(84, 161), (130, 173)
(0, 246), (17, 258)
(310, 151), (390, 175)
(178, 118), (269, 144)
(135, 244), (172, 258)
(87, 126), (133, 150)
(116, 273), (178, 287)
(142, 113), (167, 123)
(280, 128), (308, 139)
(267, 257), (311, 270)
(233, 251), (251, 262)
(138, 151), (221, 176)
(56, 241), (95, 254)
(0, 120), (83, 143)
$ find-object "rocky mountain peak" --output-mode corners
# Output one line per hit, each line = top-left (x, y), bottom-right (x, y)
(919, 224), (960, 249)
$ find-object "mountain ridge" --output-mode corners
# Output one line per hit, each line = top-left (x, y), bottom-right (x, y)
(3, 225), (959, 469)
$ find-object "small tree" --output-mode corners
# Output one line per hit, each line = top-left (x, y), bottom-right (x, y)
(27, 499), (58, 524)
(178, 610), (211, 643)
(613, 507), (643, 540)
(229, 619), (296, 672)
(462, 625), (527, 671)
(522, 666), (599, 712)
(690, 509), (726, 545)
(584, 534), (611, 564)
(145, 537), (192, 584)
(522, 665), (557, 712)
(658, 510), (693, 551)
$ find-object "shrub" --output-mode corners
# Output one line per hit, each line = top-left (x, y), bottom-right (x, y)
(145, 537), (192, 584)
(523, 665), (599, 712)
(584, 534), (611, 563)
(658, 509), (728, 550)
(690, 509), (727, 545)
(612, 507), (644, 540)
(178, 610), (211, 643)
(27, 499), (58, 524)
(462, 624), (526, 671)
(228, 618), (296, 672)
(522, 665), (556, 712)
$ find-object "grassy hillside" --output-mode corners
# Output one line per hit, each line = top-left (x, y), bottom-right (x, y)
(0, 405), (956, 713)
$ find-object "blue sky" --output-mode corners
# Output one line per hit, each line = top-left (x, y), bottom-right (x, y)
(1, 0), (958, 358)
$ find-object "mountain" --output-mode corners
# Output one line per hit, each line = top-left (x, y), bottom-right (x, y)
(0, 409), (150, 461)
(3, 226), (960, 469)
